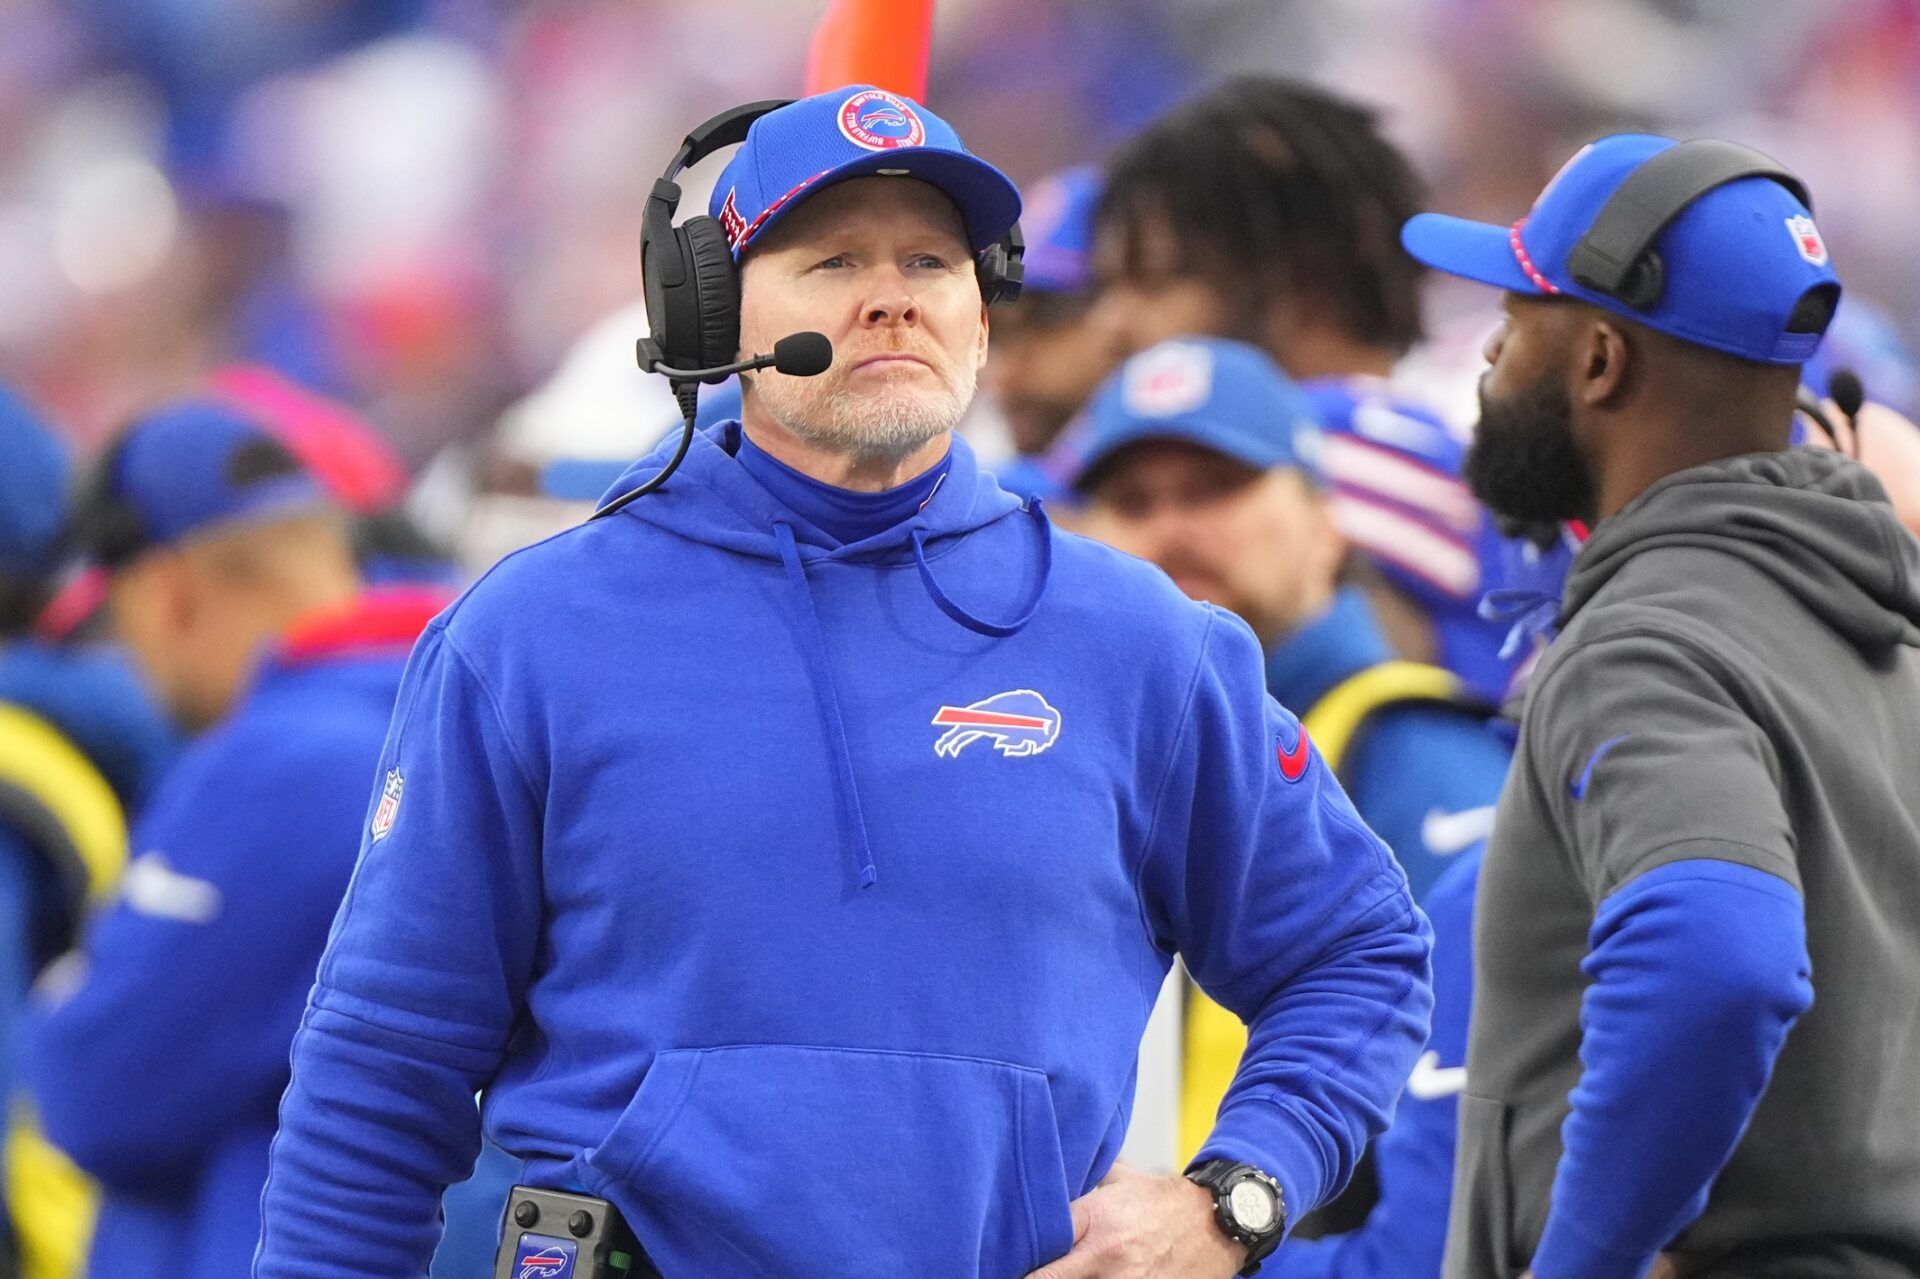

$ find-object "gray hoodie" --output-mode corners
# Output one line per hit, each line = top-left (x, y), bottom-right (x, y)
(1448, 449), (1920, 1279)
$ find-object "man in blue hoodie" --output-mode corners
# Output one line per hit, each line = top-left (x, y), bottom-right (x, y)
(17, 401), (458, 1279)
(257, 86), (1433, 1279)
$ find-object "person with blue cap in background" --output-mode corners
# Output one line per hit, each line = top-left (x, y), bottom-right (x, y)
(0, 386), (182, 1279)
(256, 84), (1433, 1279)
(15, 399), (496, 1279)
(979, 165), (1120, 502)
(1403, 133), (1920, 1278)
(1068, 336), (1503, 1275)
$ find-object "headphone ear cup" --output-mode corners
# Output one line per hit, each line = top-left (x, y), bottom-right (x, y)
(679, 216), (742, 373)
(1618, 253), (1665, 311)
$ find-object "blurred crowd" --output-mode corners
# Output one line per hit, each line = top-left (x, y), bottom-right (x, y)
(0, 0), (1914, 459)
(3, 0), (1920, 1275)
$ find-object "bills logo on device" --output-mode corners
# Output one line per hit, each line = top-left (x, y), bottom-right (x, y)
(1786, 214), (1828, 266)
(838, 89), (925, 150)
(933, 690), (1061, 758)
(513, 1237), (576, 1279)
(370, 768), (403, 842)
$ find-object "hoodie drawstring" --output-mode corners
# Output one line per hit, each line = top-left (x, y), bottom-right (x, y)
(770, 502), (1054, 888)
(1479, 586), (1563, 661)
(910, 500), (1054, 638)
(774, 521), (880, 889)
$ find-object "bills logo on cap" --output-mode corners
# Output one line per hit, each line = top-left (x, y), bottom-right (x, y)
(370, 768), (403, 842)
(933, 690), (1061, 758)
(1124, 342), (1213, 418)
(1786, 214), (1828, 266)
(838, 89), (925, 150)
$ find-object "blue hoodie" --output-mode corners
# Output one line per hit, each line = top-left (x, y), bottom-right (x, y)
(1265, 588), (1511, 901)
(257, 422), (1432, 1278)
(21, 591), (447, 1279)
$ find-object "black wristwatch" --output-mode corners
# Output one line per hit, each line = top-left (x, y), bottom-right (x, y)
(1185, 1159), (1285, 1275)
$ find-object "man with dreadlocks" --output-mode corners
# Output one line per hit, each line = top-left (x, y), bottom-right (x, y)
(1079, 78), (1519, 1278)
(1091, 77), (1564, 705)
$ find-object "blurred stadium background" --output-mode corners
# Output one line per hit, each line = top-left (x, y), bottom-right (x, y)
(0, 0), (1913, 510)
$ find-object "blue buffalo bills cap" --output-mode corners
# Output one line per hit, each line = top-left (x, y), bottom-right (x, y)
(710, 85), (1022, 259)
(0, 386), (71, 584)
(1402, 134), (1840, 365)
(1019, 166), (1101, 294)
(81, 399), (331, 567)
(1065, 338), (1321, 490)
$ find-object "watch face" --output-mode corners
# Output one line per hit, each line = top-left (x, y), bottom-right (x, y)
(1229, 1177), (1279, 1234)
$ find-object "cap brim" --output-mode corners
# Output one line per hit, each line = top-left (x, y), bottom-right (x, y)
(1069, 422), (1281, 493)
(1402, 213), (1542, 294)
(738, 149), (1023, 258)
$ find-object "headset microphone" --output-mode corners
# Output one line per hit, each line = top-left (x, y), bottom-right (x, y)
(636, 330), (833, 383)
(595, 331), (836, 520)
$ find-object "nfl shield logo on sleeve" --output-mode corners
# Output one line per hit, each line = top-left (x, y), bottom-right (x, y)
(371, 768), (404, 842)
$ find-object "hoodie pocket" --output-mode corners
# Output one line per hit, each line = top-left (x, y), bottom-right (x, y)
(1449, 1094), (1523, 1279)
(586, 1044), (1076, 1279)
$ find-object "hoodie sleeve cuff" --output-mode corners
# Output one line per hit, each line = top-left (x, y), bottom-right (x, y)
(1531, 1211), (1662, 1279)
(1192, 1098), (1335, 1239)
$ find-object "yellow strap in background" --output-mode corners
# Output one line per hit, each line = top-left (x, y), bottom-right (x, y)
(0, 704), (128, 904)
(7, 1108), (95, 1279)
(1176, 660), (1466, 1166)
(0, 704), (128, 1278)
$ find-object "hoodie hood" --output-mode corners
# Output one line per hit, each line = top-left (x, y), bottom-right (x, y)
(1565, 449), (1920, 656)
(598, 420), (1025, 562)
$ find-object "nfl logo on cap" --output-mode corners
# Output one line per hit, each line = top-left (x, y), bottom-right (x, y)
(838, 89), (926, 150)
(1786, 214), (1828, 266)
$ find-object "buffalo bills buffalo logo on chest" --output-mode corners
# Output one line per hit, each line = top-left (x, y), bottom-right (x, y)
(932, 691), (1062, 758)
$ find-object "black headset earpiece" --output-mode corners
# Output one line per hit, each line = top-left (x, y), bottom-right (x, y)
(978, 220), (1025, 307)
(1566, 139), (1812, 312)
(640, 98), (796, 381)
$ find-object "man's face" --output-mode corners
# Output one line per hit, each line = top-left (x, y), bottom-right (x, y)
(982, 292), (1124, 456)
(737, 177), (988, 466)
(1464, 294), (1597, 529)
(106, 551), (247, 732)
(1088, 210), (1239, 358)
(1082, 439), (1342, 644)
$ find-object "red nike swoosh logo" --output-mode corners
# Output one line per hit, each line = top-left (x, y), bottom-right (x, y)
(1277, 729), (1311, 782)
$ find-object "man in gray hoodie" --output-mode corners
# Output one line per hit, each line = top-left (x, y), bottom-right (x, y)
(1401, 133), (1920, 1279)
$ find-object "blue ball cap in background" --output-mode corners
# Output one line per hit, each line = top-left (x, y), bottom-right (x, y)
(1065, 338), (1322, 490)
(1019, 166), (1101, 295)
(93, 399), (330, 560)
(0, 386), (71, 583)
(710, 84), (1022, 259)
(1402, 133), (1841, 365)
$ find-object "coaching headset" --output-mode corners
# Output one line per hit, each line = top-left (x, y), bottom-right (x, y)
(597, 98), (1026, 517)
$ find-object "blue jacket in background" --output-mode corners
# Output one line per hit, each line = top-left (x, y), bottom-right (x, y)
(1265, 587), (1511, 901)
(1274, 844), (1479, 1279)
(257, 423), (1432, 1278)
(20, 591), (446, 1279)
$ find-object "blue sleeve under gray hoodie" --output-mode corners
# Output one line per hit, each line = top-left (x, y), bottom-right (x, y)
(257, 424), (1431, 1279)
